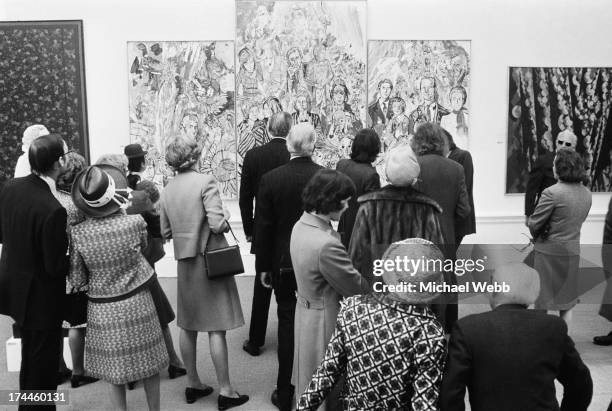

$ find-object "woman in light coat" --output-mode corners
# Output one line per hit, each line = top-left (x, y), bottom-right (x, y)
(290, 169), (365, 409)
(528, 148), (592, 326)
(160, 134), (248, 410)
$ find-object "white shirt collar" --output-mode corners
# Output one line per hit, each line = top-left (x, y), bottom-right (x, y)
(38, 174), (58, 198)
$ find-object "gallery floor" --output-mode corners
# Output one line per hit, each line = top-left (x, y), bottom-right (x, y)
(1, 276), (611, 410)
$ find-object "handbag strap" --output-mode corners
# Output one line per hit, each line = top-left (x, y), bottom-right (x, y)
(226, 221), (239, 243)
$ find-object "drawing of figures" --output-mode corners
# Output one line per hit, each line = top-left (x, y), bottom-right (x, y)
(369, 40), (471, 149)
(384, 96), (411, 150)
(128, 41), (237, 198)
(367, 78), (394, 137)
(292, 89), (323, 137)
(236, 0), (367, 169)
(237, 47), (264, 103)
(316, 110), (354, 168)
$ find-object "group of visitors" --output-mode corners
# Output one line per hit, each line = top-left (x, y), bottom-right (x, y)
(0, 115), (605, 410)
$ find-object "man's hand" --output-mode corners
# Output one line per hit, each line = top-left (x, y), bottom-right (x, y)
(260, 271), (273, 289)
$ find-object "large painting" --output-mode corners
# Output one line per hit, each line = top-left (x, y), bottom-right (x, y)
(368, 40), (471, 151)
(0, 20), (89, 188)
(506, 67), (612, 193)
(235, 0), (367, 168)
(128, 41), (236, 197)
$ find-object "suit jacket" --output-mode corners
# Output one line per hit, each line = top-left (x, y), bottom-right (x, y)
(367, 99), (392, 128)
(336, 159), (380, 248)
(525, 151), (556, 216)
(441, 305), (593, 411)
(160, 170), (228, 260)
(448, 147), (476, 239)
(290, 212), (365, 397)
(528, 181), (592, 255)
(239, 138), (289, 252)
(254, 157), (323, 276)
(407, 102), (450, 134)
(415, 154), (471, 257)
(0, 174), (68, 329)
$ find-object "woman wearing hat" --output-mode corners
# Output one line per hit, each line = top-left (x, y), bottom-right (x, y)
(69, 165), (168, 410)
(297, 239), (447, 410)
(290, 169), (366, 410)
(160, 134), (248, 409)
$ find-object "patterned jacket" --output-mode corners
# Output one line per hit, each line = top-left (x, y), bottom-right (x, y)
(69, 213), (154, 299)
(297, 294), (446, 411)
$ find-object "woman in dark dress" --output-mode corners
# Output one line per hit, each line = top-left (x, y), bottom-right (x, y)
(336, 129), (381, 248)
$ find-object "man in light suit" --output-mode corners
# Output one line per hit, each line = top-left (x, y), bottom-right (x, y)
(240, 112), (291, 356)
(441, 263), (592, 411)
(255, 123), (323, 411)
(0, 134), (69, 410)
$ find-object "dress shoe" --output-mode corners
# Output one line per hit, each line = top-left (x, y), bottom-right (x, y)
(271, 386), (294, 411)
(218, 393), (249, 410)
(127, 381), (136, 390)
(57, 369), (72, 385)
(593, 331), (612, 346)
(71, 374), (98, 388)
(185, 386), (214, 404)
(242, 340), (261, 356)
(168, 364), (187, 379)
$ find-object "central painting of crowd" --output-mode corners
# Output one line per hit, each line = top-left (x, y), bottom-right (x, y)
(128, 1), (472, 198)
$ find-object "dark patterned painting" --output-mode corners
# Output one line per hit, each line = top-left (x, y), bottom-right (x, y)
(506, 67), (612, 193)
(0, 20), (89, 188)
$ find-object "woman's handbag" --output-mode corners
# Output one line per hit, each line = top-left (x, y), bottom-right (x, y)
(205, 222), (245, 279)
(64, 288), (88, 326)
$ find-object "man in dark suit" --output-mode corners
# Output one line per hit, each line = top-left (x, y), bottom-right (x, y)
(255, 123), (323, 411)
(411, 122), (470, 333)
(367, 79), (393, 135)
(0, 134), (70, 410)
(524, 129), (577, 221)
(441, 263), (592, 411)
(240, 111), (291, 356)
(441, 128), (476, 245)
(407, 76), (450, 134)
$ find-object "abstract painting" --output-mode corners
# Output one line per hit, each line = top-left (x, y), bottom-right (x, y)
(0, 20), (89, 189)
(368, 40), (471, 151)
(506, 67), (612, 193)
(235, 0), (367, 168)
(128, 41), (236, 197)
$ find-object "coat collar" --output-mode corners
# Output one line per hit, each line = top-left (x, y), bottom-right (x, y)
(493, 303), (529, 311)
(357, 185), (442, 213)
(299, 211), (333, 231)
(371, 293), (437, 320)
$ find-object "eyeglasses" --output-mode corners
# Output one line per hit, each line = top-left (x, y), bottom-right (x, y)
(556, 140), (573, 147)
(62, 149), (76, 158)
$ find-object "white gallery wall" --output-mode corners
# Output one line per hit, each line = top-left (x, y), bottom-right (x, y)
(2, 0), (612, 245)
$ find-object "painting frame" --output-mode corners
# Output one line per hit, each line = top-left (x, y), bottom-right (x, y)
(0, 19), (89, 188)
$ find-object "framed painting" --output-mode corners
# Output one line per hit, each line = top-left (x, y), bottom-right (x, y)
(368, 40), (471, 152)
(127, 40), (237, 197)
(506, 67), (612, 193)
(235, 0), (367, 169)
(0, 20), (89, 188)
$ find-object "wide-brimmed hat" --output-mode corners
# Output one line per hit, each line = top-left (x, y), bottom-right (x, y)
(385, 145), (420, 187)
(380, 238), (444, 304)
(124, 143), (147, 159)
(72, 165), (130, 218)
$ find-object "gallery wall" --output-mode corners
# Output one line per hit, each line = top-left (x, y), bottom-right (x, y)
(2, 0), (612, 244)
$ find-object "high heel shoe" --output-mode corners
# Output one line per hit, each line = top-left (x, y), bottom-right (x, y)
(168, 364), (187, 379)
(70, 374), (98, 388)
(185, 386), (214, 404)
(218, 393), (249, 410)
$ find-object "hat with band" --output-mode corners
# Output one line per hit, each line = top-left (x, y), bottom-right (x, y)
(72, 165), (130, 218)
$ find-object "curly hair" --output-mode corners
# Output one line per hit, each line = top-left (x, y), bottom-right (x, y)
(95, 153), (129, 176)
(302, 169), (356, 214)
(57, 152), (87, 192)
(135, 180), (160, 204)
(411, 122), (445, 156)
(165, 134), (202, 173)
(554, 148), (588, 184)
(389, 96), (406, 113)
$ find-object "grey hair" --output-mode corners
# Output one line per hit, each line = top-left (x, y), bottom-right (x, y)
(268, 111), (292, 138)
(286, 123), (316, 157)
(489, 263), (540, 308)
(95, 153), (128, 175)
(165, 134), (202, 172)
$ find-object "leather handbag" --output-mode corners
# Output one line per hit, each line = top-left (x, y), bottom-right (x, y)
(205, 222), (244, 279)
(64, 288), (88, 326)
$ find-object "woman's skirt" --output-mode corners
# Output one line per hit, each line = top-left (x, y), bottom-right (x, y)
(85, 288), (169, 384)
(148, 274), (175, 327)
(177, 254), (244, 332)
(534, 250), (579, 311)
